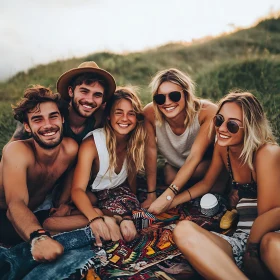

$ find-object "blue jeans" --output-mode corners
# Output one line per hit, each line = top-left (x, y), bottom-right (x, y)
(0, 227), (99, 280)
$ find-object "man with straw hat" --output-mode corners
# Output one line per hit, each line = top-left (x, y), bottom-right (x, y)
(10, 61), (116, 144)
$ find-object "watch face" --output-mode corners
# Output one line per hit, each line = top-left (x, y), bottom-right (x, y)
(166, 195), (172, 201)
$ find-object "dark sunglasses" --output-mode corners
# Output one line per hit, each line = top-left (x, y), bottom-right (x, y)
(213, 114), (244, 134)
(153, 91), (182, 105)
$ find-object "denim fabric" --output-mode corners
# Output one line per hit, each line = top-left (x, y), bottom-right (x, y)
(0, 227), (97, 280)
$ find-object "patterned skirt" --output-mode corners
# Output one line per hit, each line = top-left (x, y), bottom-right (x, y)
(94, 182), (140, 216)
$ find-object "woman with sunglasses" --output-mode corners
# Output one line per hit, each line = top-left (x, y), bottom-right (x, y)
(143, 68), (223, 212)
(171, 92), (280, 279)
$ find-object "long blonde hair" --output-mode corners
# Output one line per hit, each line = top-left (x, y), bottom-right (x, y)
(216, 91), (276, 170)
(104, 87), (146, 176)
(150, 68), (201, 126)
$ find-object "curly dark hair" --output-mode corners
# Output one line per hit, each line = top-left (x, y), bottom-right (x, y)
(12, 85), (69, 123)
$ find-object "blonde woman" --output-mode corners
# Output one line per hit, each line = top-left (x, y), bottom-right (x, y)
(44, 87), (146, 246)
(172, 92), (280, 279)
(143, 68), (223, 213)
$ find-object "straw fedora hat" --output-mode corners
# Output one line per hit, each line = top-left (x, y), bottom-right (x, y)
(57, 61), (116, 102)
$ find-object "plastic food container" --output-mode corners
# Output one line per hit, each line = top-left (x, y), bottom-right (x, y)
(200, 193), (219, 217)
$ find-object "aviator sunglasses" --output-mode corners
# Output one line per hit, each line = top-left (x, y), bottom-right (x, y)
(153, 91), (183, 105)
(213, 114), (244, 134)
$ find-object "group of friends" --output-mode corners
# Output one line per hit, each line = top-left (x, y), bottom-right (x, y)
(0, 61), (279, 279)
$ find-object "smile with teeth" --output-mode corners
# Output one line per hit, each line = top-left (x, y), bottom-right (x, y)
(164, 106), (176, 111)
(118, 123), (129, 128)
(219, 133), (230, 139)
(82, 104), (93, 109)
(42, 131), (57, 136)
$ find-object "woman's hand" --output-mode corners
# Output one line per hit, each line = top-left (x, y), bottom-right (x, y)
(148, 189), (175, 215)
(141, 192), (157, 209)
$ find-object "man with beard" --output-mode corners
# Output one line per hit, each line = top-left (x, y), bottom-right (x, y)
(0, 85), (78, 261)
(10, 61), (116, 144)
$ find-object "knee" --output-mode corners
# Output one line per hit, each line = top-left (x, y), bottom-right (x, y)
(260, 233), (280, 261)
(173, 220), (200, 249)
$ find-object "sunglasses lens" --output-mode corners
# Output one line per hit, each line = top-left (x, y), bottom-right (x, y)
(213, 115), (224, 127)
(227, 121), (240, 134)
(169, 91), (182, 102)
(153, 94), (165, 105)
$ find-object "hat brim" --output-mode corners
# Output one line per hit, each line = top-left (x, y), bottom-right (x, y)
(56, 67), (116, 102)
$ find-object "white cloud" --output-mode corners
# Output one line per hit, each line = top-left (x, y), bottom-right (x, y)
(0, 0), (280, 80)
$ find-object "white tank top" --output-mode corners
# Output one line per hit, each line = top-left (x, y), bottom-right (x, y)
(84, 128), (127, 191)
(156, 115), (200, 169)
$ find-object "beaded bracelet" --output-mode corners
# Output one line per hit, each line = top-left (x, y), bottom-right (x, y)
(87, 216), (105, 226)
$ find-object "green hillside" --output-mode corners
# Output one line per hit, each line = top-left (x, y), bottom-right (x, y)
(0, 17), (280, 150)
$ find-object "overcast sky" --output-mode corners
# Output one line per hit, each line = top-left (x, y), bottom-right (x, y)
(1, 0), (280, 81)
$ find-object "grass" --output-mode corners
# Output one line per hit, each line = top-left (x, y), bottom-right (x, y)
(0, 17), (280, 151)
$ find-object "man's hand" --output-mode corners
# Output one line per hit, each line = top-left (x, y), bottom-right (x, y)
(103, 216), (122, 241)
(89, 218), (111, 247)
(31, 236), (64, 262)
(141, 193), (157, 209)
(148, 189), (174, 215)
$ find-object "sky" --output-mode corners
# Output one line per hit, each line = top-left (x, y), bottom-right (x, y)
(1, 0), (280, 81)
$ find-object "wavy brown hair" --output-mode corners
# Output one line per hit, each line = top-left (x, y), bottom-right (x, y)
(104, 87), (146, 177)
(12, 85), (68, 123)
(150, 68), (201, 126)
(216, 91), (276, 170)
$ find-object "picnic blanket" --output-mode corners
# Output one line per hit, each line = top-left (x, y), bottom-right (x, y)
(0, 190), (227, 280)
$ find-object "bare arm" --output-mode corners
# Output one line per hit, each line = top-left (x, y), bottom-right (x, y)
(169, 101), (217, 190)
(170, 143), (225, 208)
(141, 104), (158, 208)
(148, 101), (218, 214)
(243, 144), (280, 279)
(3, 143), (41, 240)
(248, 145), (280, 243)
(71, 137), (101, 220)
(71, 137), (111, 246)
(3, 142), (64, 261)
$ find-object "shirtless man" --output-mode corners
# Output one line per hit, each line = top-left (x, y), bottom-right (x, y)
(10, 61), (116, 144)
(0, 85), (78, 262)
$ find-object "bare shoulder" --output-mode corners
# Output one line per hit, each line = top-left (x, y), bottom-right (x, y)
(255, 143), (280, 164)
(79, 135), (97, 154)
(198, 99), (217, 123)
(2, 140), (35, 164)
(61, 137), (79, 157)
(143, 102), (155, 124)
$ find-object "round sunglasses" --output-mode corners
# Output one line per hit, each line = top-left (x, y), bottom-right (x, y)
(153, 91), (182, 105)
(213, 114), (244, 134)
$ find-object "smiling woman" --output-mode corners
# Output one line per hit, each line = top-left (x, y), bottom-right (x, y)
(142, 68), (226, 213)
(170, 92), (280, 279)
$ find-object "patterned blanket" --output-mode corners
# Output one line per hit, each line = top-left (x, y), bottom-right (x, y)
(67, 196), (227, 280)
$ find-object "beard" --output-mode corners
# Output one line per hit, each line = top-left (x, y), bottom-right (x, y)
(71, 96), (98, 118)
(31, 127), (64, 150)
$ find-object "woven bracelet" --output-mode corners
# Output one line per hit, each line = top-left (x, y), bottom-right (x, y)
(87, 216), (105, 226)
